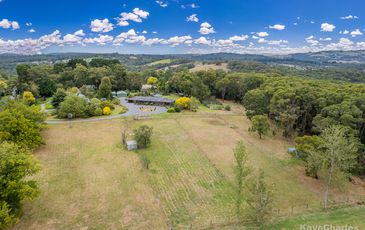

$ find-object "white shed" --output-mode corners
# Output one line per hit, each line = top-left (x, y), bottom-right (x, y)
(126, 140), (138, 151)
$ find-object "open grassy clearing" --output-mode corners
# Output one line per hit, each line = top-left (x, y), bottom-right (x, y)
(11, 120), (167, 230)
(11, 103), (365, 229)
(190, 62), (229, 72)
(146, 58), (172, 66)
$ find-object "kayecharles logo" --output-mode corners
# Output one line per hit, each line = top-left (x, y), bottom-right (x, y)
(300, 224), (359, 230)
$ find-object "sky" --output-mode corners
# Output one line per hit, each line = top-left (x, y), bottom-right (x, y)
(0, 0), (365, 55)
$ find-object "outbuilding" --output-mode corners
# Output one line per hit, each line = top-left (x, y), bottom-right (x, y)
(126, 140), (138, 151)
(112, 91), (128, 98)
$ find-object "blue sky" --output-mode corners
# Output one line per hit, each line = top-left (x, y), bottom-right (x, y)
(0, 0), (365, 54)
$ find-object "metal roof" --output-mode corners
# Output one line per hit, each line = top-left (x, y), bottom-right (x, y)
(127, 96), (175, 103)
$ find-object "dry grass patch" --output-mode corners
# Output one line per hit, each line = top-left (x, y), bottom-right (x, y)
(11, 120), (167, 230)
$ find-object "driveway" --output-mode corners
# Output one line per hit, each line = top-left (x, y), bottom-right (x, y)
(45, 97), (168, 124)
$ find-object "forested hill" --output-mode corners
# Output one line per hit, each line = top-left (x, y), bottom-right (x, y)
(1, 50), (365, 82)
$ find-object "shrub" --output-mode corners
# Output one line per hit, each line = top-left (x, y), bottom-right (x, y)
(94, 107), (103, 116)
(100, 100), (115, 110)
(147, 76), (158, 85)
(134, 125), (153, 149)
(22, 91), (35, 105)
(224, 105), (231, 111)
(167, 108), (176, 113)
(174, 107), (181, 113)
(175, 97), (191, 109)
(112, 98), (121, 105)
(103, 106), (111, 115)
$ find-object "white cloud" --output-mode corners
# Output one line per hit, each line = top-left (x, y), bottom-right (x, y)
(142, 30), (147, 34)
(28, 29), (35, 33)
(194, 37), (211, 45)
(350, 29), (363, 37)
(257, 32), (269, 37)
(199, 22), (215, 34)
(340, 15), (359, 20)
(84, 35), (114, 45)
(229, 35), (249, 41)
(63, 30), (86, 44)
(187, 14), (199, 22)
(167, 36), (192, 46)
(156, 1), (167, 7)
(0, 19), (20, 30)
(11, 21), (20, 30)
(269, 24), (285, 30)
(90, 18), (113, 33)
(319, 37), (332, 41)
(26, 22), (32, 26)
(321, 23), (336, 32)
(306, 35), (319, 46)
(117, 8), (149, 26)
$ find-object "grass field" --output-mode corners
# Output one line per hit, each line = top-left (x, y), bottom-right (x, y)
(190, 62), (229, 72)
(11, 103), (365, 229)
(146, 58), (172, 66)
(269, 206), (365, 229)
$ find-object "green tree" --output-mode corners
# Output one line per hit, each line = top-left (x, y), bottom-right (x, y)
(233, 141), (251, 218)
(51, 88), (67, 108)
(134, 125), (153, 149)
(246, 170), (274, 227)
(0, 142), (40, 227)
(0, 101), (45, 149)
(308, 126), (358, 208)
(250, 115), (270, 139)
(98, 76), (112, 99)
(57, 95), (88, 118)
(295, 135), (325, 178)
(0, 142), (40, 228)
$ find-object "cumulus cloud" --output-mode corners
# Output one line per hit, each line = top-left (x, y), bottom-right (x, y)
(84, 35), (114, 45)
(257, 32), (269, 37)
(187, 14), (199, 22)
(28, 29), (35, 33)
(199, 22), (215, 34)
(321, 23), (336, 32)
(167, 36), (192, 46)
(90, 18), (113, 33)
(63, 30), (86, 44)
(194, 37), (211, 45)
(350, 29), (363, 37)
(0, 19), (20, 30)
(229, 35), (249, 41)
(340, 15), (359, 20)
(269, 24), (285, 30)
(117, 8), (149, 27)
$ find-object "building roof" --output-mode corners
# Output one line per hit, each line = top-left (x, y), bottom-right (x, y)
(127, 96), (175, 104)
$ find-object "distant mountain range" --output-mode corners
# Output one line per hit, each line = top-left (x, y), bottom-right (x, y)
(1, 50), (365, 74)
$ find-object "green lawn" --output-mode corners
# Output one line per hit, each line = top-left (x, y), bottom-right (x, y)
(270, 206), (365, 229)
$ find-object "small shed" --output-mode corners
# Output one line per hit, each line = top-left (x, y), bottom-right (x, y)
(113, 91), (128, 98)
(126, 140), (138, 151)
(288, 147), (301, 158)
